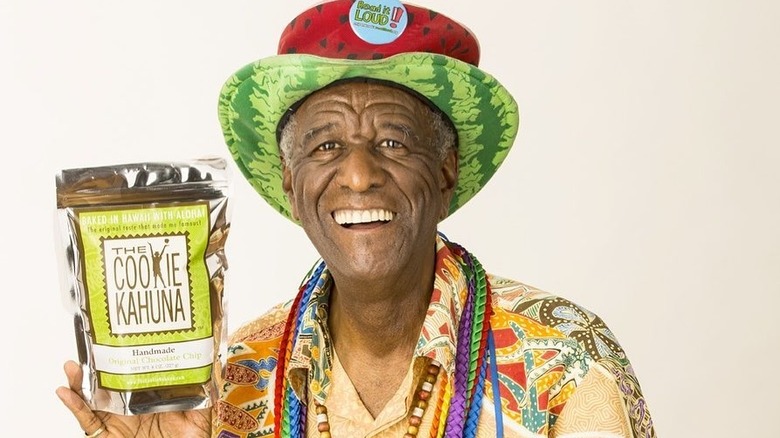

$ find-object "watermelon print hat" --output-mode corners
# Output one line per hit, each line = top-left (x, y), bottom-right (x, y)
(218, 0), (520, 223)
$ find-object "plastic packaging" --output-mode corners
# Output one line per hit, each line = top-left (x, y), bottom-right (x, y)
(54, 157), (231, 415)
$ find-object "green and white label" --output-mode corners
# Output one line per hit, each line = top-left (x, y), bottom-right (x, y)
(77, 203), (214, 391)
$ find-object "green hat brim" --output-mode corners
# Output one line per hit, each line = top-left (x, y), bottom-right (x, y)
(218, 53), (519, 224)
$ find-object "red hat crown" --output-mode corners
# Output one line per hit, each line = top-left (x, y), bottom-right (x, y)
(278, 0), (480, 66)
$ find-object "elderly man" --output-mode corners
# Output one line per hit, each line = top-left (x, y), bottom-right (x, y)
(58, 1), (655, 437)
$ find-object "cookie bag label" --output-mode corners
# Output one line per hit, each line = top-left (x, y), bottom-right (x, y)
(78, 204), (213, 390)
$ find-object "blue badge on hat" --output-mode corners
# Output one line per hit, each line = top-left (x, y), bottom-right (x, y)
(349, 0), (408, 45)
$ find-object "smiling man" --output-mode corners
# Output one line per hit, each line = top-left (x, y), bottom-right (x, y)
(283, 81), (456, 286)
(58, 1), (656, 437)
(278, 80), (459, 420)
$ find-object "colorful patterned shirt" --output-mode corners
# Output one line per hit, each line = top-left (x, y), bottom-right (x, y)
(214, 238), (655, 437)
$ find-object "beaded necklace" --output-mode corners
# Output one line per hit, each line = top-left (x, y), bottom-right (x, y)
(314, 359), (442, 438)
(272, 235), (493, 438)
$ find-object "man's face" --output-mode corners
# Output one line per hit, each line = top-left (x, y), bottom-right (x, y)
(282, 81), (458, 281)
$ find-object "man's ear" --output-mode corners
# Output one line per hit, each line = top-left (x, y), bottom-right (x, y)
(439, 147), (458, 219)
(282, 161), (300, 221)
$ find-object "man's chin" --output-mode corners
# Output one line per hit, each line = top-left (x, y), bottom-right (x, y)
(328, 249), (405, 280)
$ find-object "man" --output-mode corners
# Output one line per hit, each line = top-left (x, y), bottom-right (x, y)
(58, 1), (655, 436)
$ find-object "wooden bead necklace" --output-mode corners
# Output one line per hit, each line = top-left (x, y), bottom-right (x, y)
(314, 360), (442, 438)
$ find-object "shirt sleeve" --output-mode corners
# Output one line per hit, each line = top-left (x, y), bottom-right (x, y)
(550, 359), (655, 438)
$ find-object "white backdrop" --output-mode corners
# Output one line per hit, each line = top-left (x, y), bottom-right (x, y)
(2, 0), (778, 436)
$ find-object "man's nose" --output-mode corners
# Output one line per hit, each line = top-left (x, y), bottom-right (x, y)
(336, 146), (386, 192)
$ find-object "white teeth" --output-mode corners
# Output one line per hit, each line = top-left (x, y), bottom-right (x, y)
(334, 209), (395, 225)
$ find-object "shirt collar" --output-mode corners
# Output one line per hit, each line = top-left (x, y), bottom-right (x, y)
(287, 234), (468, 404)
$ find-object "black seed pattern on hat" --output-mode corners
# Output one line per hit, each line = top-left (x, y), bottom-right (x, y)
(465, 30), (471, 38)
(423, 27), (430, 36)
(289, 18), (297, 29)
(407, 12), (415, 25)
(337, 42), (345, 52)
(429, 11), (438, 20)
(372, 53), (383, 59)
(304, 18), (311, 29)
(315, 4), (323, 13)
(339, 14), (348, 24)
(452, 40), (461, 51)
(287, 48), (297, 54)
(319, 38), (328, 48)
(347, 53), (358, 59)
(440, 38), (446, 48)
(447, 23), (453, 31)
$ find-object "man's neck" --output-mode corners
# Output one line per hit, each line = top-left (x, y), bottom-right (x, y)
(327, 268), (433, 357)
(324, 249), (436, 417)
(326, 264), (434, 417)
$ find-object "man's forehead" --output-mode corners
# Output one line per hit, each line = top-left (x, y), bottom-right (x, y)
(297, 80), (430, 113)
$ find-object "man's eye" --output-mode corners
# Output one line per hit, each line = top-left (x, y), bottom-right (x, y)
(316, 142), (339, 151)
(380, 139), (405, 149)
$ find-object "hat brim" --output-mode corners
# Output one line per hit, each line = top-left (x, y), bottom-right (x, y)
(218, 52), (519, 223)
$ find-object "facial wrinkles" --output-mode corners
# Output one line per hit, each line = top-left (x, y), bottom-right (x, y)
(337, 100), (418, 148)
(361, 103), (442, 212)
(292, 100), (365, 234)
(282, 83), (453, 287)
(371, 103), (440, 196)
(298, 101), (354, 153)
(302, 122), (335, 147)
(359, 100), (442, 217)
(292, 84), (444, 222)
(299, 85), (431, 148)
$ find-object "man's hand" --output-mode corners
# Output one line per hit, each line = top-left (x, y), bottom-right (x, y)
(56, 360), (212, 438)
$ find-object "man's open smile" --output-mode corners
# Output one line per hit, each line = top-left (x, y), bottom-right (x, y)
(332, 208), (396, 228)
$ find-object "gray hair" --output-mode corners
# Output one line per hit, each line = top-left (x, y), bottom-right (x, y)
(278, 108), (457, 163)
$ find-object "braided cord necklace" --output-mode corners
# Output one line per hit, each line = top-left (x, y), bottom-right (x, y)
(272, 236), (493, 438)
